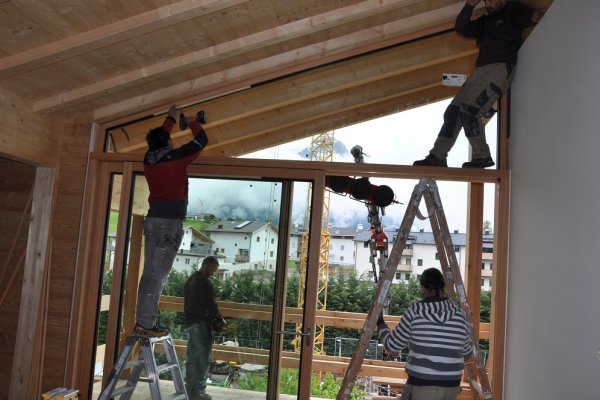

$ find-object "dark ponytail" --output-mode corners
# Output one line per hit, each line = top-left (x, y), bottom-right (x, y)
(420, 267), (445, 297)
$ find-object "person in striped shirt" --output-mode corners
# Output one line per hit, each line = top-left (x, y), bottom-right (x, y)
(377, 268), (474, 400)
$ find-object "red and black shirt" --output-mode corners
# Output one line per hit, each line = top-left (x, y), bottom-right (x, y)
(143, 117), (208, 219)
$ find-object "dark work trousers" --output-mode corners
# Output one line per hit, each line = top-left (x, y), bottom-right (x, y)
(400, 383), (461, 400)
(185, 321), (213, 396)
(430, 62), (515, 160)
(135, 217), (183, 328)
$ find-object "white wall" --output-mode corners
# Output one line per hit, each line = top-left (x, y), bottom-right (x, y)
(507, 1), (600, 398)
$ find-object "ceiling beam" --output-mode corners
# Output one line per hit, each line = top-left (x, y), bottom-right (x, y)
(110, 32), (476, 154)
(200, 56), (475, 151)
(34, 0), (466, 114)
(204, 84), (460, 157)
(0, 0), (252, 80)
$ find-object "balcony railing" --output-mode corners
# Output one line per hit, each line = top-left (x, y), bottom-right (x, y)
(396, 264), (412, 272)
(235, 254), (249, 262)
(97, 295), (488, 399)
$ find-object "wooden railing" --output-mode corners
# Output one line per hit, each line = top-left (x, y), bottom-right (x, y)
(99, 294), (488, 390)
(158, 296), (490, 339)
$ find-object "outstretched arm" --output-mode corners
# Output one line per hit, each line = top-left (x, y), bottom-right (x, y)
(162, 104), (177, 133)
(455, 1), (481, 38)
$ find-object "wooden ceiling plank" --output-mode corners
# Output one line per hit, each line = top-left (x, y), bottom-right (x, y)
(203, 57), (474, 146)
(115, 53), (473, 154)
(33, 0), (464, 113)
(92, 17), (455, 123)
(0, 0), (252, 79)
(204, 85), (458, 157)
(194, 37), (476, 126)
(110, 33), (475, 153)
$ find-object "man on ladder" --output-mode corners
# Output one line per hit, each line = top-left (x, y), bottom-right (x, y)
(377, 268), (473, 400)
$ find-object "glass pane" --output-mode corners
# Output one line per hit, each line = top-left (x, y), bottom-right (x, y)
(92, 173), (123, 387)
(306, 176), (491, 397)
(241, 99), (498, 169)
(97, 175), (322, 399)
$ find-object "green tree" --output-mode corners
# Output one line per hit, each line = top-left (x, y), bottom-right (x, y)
(483, 220), (493, 233)
(480, 290), (491, 323)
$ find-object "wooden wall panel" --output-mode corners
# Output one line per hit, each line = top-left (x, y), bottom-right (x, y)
(0, 157), (35, 397)
(40, 118), (92, 392)
(0, 89), (62, 167)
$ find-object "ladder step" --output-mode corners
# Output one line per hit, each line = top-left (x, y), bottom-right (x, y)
(162, 394), (187, 400)
(110, 384), (136, 397)
(124, 359), (145, 370)
(157, 362), (180, 375)
(100, 335), (187, 400)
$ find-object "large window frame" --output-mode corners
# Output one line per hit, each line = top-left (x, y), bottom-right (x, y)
(70, 153), (510, 399)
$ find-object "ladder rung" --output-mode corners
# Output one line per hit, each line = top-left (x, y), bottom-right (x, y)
(162, 394), (187, 400)
(110, 384), (135, 397)
(124, 359), (145, 370)
(156, 362), (179, 375)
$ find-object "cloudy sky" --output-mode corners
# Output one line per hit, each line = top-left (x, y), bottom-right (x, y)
(189, 99), (498, 233)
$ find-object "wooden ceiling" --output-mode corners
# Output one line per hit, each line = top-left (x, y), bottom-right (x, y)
(0, 0), (551, 156)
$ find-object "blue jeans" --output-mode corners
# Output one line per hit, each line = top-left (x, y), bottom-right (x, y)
(135, 217), (183, 328)
(185, 321), (213, 395)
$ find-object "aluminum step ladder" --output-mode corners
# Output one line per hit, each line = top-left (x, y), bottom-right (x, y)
(336, 178), (492, 400)
(98, 334), (187, 400)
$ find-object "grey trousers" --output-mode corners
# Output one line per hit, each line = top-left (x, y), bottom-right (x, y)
(400, 383), (460, 400)
(431, 62), (516, 160)
(135, 217), (183, 328)
(185, 321), (213, 396)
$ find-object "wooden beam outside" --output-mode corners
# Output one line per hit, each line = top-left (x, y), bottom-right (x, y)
(9, 167), (56, 400)
(159, 297), (491, 338)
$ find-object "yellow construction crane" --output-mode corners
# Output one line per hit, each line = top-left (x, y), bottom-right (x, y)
(294, 131), (334, 355)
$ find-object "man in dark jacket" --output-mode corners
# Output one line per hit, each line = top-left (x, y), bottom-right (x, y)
(378, 268), (473, 400)
(414, 0), (545, 168)
(184, 256), (225, 400)
(135, 104), (209, 337)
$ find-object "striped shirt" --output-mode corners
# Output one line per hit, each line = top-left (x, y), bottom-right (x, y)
(379, 297), (473, 386)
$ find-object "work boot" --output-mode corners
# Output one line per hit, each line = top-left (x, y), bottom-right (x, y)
(462, 156), (495, 168)
(134, 322), (170, 337)
(413, 154), (447, 167)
